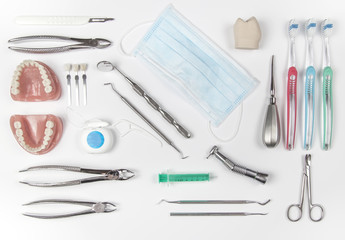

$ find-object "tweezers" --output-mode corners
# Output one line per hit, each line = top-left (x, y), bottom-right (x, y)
(23, 199), (116, 219)
(20, 165), (134, 187)
(8, 35), (112, 53)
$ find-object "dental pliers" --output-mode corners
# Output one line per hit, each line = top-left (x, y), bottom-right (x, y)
(23, 199), (117, 219)
(20, 165), (134, 187)
(8, 35), (112, 53)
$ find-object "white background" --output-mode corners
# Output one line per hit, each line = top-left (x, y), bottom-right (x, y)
(0, 0), (344, 239)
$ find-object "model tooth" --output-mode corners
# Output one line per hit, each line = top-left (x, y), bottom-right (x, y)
(43, 140), (49, 146)
(44, 128), (53, 137)
(14, 121), (22, 129)
(42, 79), (51, 86)
(11, 88), (20, 95)
(24, 62), (30, 67)
(40, 144), (46, 150)
(16, 129), (23, 136)
(45, 86), (53, 93)
(11, 80), (20, 88)
(33, 62), (40, 67)
(18, 136), (24, 142)
(46, 121), (54, 128)
(40, 72), (49, 80)
(43, 135), (51, 141)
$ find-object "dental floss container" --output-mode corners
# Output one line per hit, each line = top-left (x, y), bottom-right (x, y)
(81, 120), (114, 153)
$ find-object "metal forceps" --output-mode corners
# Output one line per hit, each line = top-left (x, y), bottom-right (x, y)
(287, 154), (324, 222)
(8, 35), (111, 53)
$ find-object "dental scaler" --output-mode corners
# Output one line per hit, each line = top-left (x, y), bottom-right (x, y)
(286, 20), (299, 150)
(303, 19), (317, 150)
(321, 19), (333, 150)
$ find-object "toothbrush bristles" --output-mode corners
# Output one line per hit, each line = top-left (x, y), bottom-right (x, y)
(64, 63), (72, 72)
(73, 64), (80, 72)
(80, 63), (88, 72)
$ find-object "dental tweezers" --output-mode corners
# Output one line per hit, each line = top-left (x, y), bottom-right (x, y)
(23, 199), (116, 219)
(20, 165), (134, 187)
(8, 35), (111, 53)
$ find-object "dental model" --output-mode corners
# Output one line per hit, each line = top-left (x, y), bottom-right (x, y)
(10, 114), (63, 155)
(10, 60), (61, 101)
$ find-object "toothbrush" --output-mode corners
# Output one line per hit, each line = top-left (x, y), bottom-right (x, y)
(303, 19), (316, 150)
(286, 19), (299, 150)
(64, 64), (72, 106)
(73, 64), (80, 106)
(321, 19), (333, 150)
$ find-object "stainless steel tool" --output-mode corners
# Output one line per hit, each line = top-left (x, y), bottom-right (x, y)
(23, 199), (116, 219)
(98, 61), (191, 138)
(8, 35), (111, 53)
(20, 165), (134, 187)
(207, 146), (268, 184)
(15, 16), (114, 25)
(170, 212), (267, 217)
(104, 82), (188, 159)
(287, 154), (324, 222)
(262, 55), (280, 148)
(160, 199), (271, 205)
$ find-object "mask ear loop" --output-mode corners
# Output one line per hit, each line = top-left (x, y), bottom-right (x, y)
(208, 103), (243, 142)
(112, 119), (162, 147)
(119, 21), (154, 56)
(66, 107), (88, 128)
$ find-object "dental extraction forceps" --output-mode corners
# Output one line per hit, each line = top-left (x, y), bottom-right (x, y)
(23, 199), (116, 219)
(8, 35), (111, 53)
(287, 154), (324, 222)
(20, 165), (134, 187)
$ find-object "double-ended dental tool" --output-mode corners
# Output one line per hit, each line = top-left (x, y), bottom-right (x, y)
(104, 82), (188, 159)
(207, 146), (268, 184)
(97, 61), (191, 139)
(321, 19), (333, 150)
(286, 20), (299, 150)
(262, 55), (280, 148)
(304, 19), (317, 150)
(15, 16), (114, 25)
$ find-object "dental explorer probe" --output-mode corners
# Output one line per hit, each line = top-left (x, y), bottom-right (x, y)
(105, 83), (188, 159)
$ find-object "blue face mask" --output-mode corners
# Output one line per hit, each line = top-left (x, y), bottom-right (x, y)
(134, 5), (259, 126)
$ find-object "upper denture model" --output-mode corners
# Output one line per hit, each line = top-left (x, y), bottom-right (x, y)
(10, 114), (63, 155)
(10, 60), (61, 101)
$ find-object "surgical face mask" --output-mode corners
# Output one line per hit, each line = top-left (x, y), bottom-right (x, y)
(133, 5), (259, 126)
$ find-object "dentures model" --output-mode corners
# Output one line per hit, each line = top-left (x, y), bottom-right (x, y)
(10, 114), (63, 155)
(10, 60), (61, 101)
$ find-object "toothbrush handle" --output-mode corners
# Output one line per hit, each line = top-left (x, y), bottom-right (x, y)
(304, 66), (315, 150)
(286, 67), (297, 150)
(322, 66), (333, 150)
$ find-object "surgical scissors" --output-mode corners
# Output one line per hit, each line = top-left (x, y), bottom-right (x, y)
(8, 35), (111, 53)
(287, 154), (324, 222)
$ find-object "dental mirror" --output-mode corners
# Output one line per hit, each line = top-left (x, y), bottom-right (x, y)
(97, 61), (115, 72)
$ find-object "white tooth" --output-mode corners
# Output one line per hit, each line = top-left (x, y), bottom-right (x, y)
(14, 121), (21, 129)
(44, 135), (51, 141)
(42, 79), (51, 86)
(11, 88), (20, 95)
(29, 61), (35, 66)
(40, 144), (46, 150)
(33, 62), (40, 67)
(45, 86), (53, 93)
(44, 128), (53, 137)
(40, 72), (48, 79)
(18, 136), (24, 142)
(16, 129), (23, 136)
(46, 121), (54, 128)
(43, 140), (48, 146)
(12, 80), (20, 88)
(24, 62), (30, 67)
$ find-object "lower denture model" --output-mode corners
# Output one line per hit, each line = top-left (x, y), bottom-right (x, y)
(10, 114), (63, 155)
(10, 60), (61, 101)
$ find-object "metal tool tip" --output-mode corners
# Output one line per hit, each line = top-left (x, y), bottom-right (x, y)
(259, 199), (271, 205)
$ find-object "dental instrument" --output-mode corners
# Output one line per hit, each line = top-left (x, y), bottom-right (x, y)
(104, 82), (188, 159)
(15, 16), (114, 25)
(8, 35), (111, 53)
(20, 165), (134, 187)
(207, 146), (268, 184)
(80, 63), (88, 106)
(23, 199), (116, 219)
(97, 61), (191, 139)
(304, 19), (317, 150)
(160, 199), (270, 205)
(321, 19), (333, 150)
(64, 64), (72, 106)
(159, 173), (209, 183)
(262, 55), (280, 147)
(73, 64), (80, 106)
(287, 154), (324, 222)
(170, 212), (267, 217)
(286, 20), (299, 150)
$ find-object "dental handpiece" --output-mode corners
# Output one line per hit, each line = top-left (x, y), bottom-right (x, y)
(105, 83), (188, 159)
(105, 62), (191, 139)
(207, 146), (268, 184)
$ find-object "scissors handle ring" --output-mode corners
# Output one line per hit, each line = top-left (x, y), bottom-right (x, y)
(287, 204), (303, 222)
(309, 204), (324, 222)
